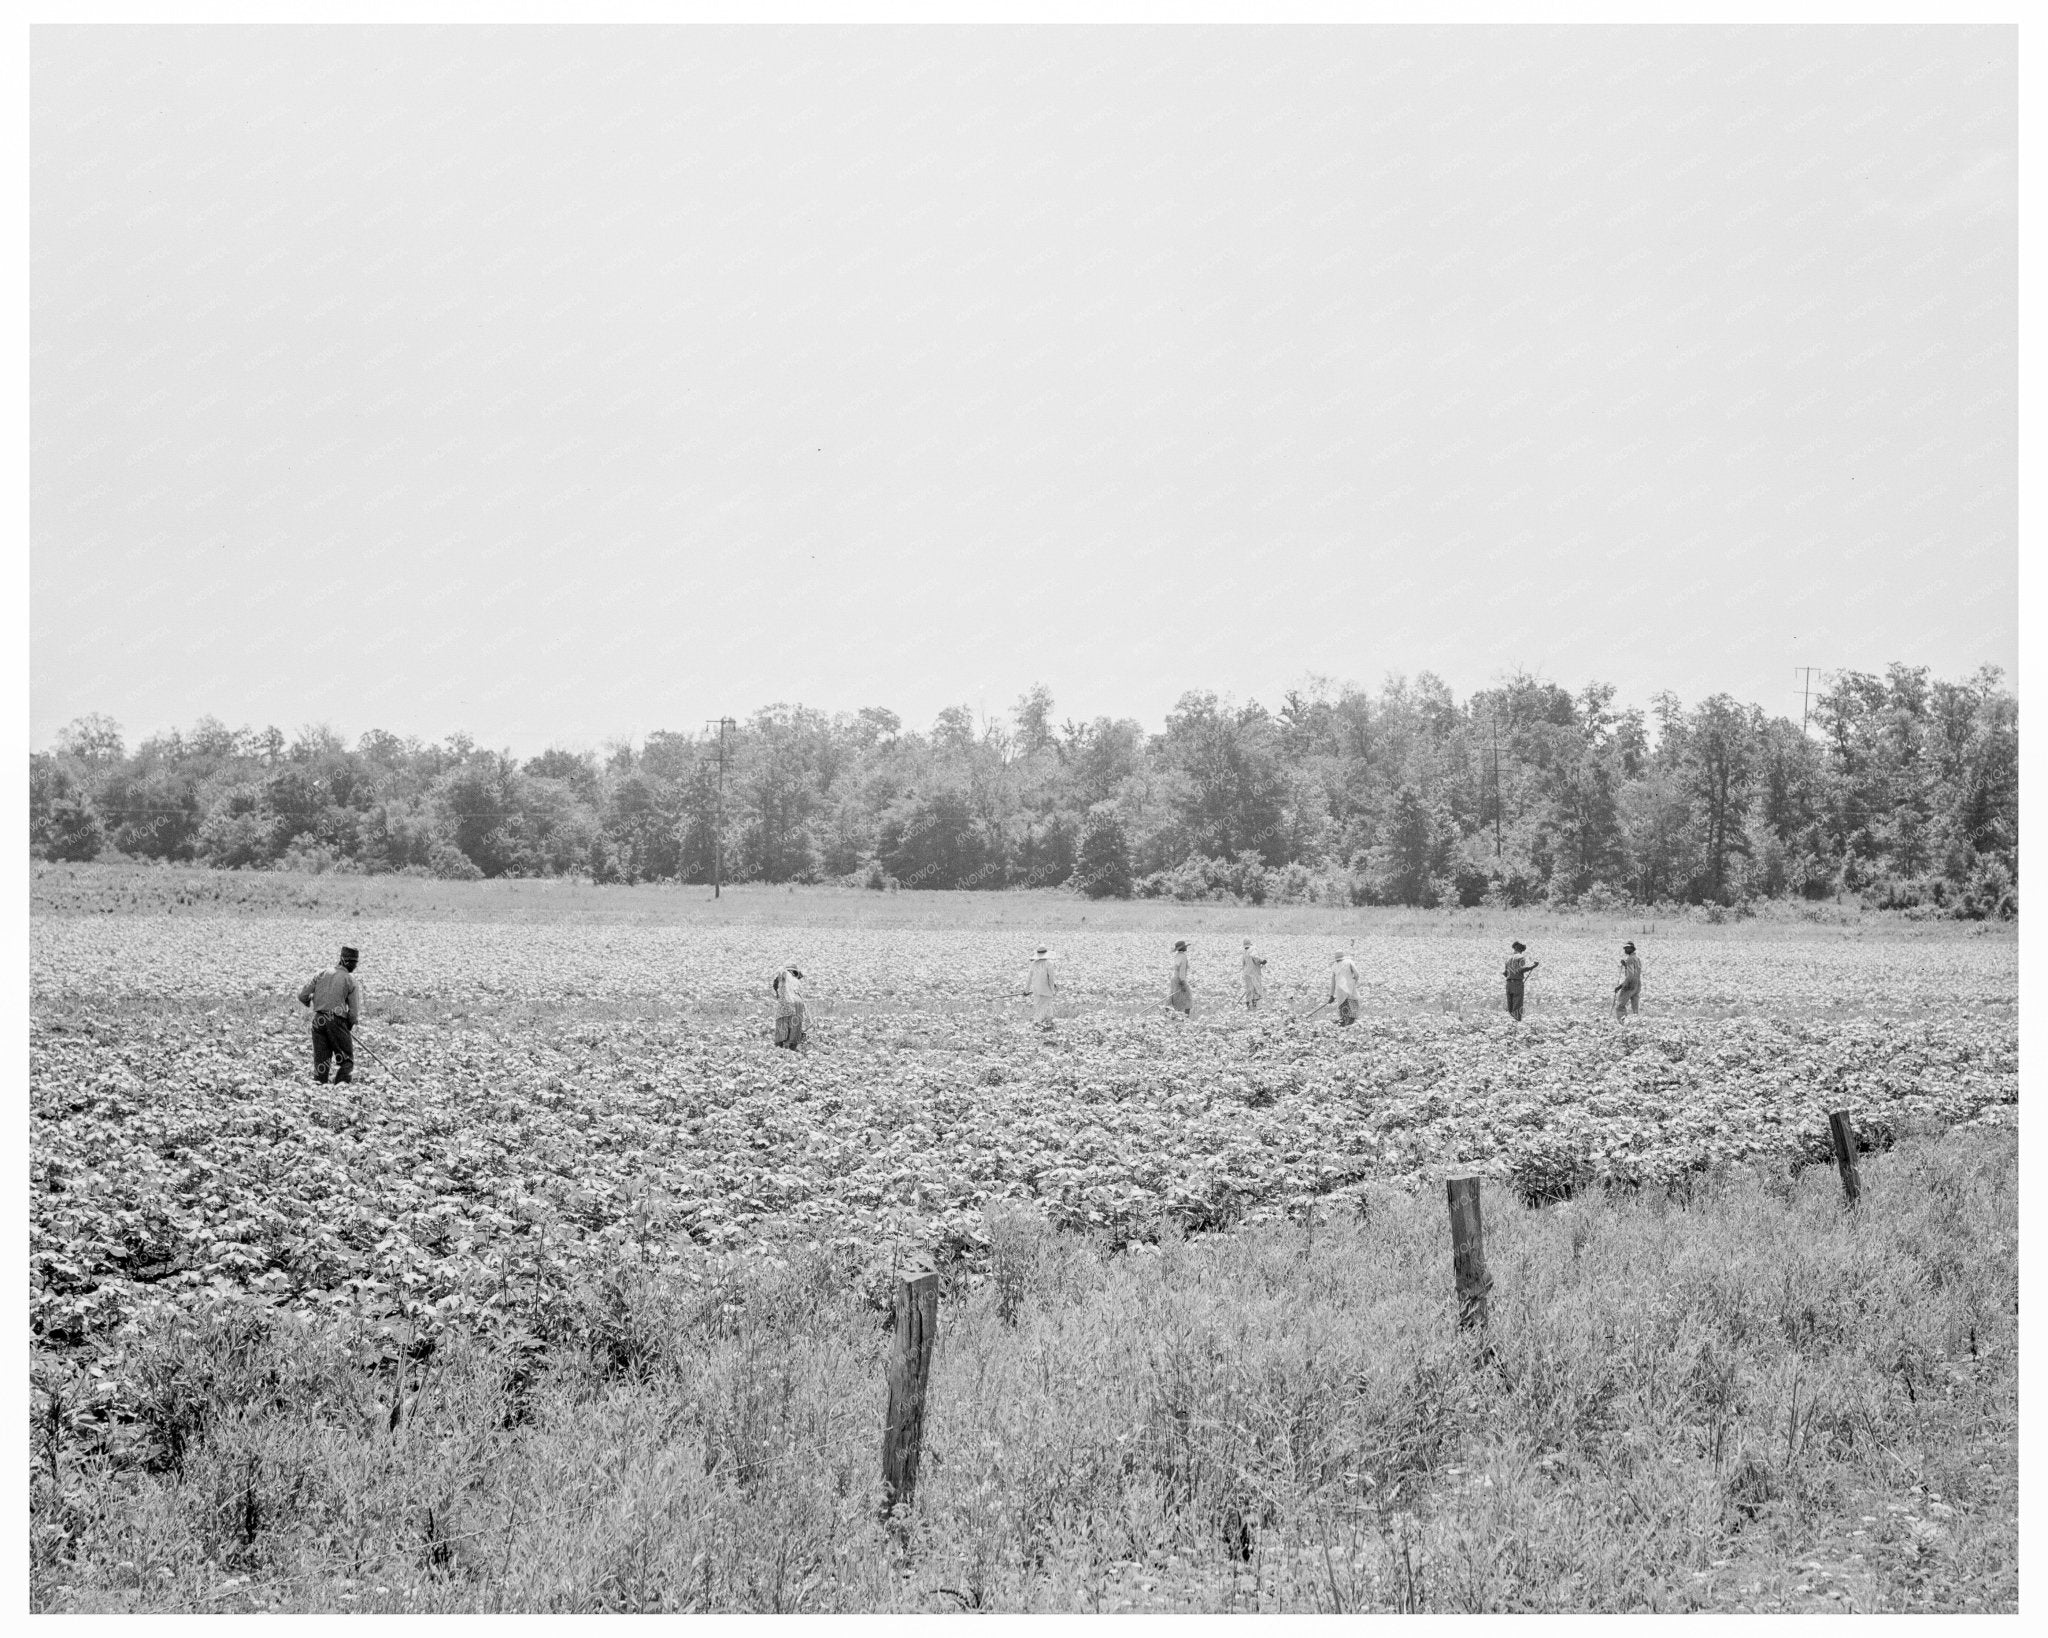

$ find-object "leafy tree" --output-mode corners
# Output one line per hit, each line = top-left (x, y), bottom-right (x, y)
(1065, 717), (1146, 810)
(437, 756), (525, 877)
(1012, 685), (1057, 759)
(1370, 785), (1449, 906)
(32, 753), (105, 861)
(879, 787), (990, 890)
(40, 802), (105, 862)
(1163, 692), (1290, 865)
(525, 747), (599, 795)
(1071, 806), (1133, 899)
(196, 787), (277, 869)
(1678, 695), (1763, 902)
(55, 714), (125, 767)
(100, 768), (203, 860)
(1619, 768), (1695, 905)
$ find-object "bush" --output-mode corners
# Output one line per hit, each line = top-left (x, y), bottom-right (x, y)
(1960, 859), (2017, 921)
(1134, 855), (1234, 902)
(1263, 860), (1320, 905)
(1448, 861), (1492, 908)
(428, 840), (484, 882)
(1579, 880), (1632, 914)
(272, 840), (357, 876)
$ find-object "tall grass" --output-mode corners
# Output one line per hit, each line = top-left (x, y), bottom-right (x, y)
(32, 1130), (2015, 1613)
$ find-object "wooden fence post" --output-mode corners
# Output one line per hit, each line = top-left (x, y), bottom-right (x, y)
(1446, 1176), (1491, 1332)
(880, 1270), (939, 1519)
(1828, 1110), (1862, 1207)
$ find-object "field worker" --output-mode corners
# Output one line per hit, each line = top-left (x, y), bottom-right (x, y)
(1023, 946), (1058, 1027)
(297, 944), (362, 1085)
(1503, 941), (1539, 1021)
(1328, 950), (1362, 1025)
(771, 965), (807, 1050)
(1614, 941), (1642, 1018)
(1168, 941), (1194, 1014)
(1241, 939), (1268, 1009)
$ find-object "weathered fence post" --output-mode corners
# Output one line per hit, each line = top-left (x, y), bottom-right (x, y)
(880, 1270), (939, 1519)
(1828, 1110), (1862, 1207)
(1446, 1176), (1491, 1332)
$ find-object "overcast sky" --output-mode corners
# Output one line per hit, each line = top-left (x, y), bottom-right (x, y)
(31, 25), (2015, 758)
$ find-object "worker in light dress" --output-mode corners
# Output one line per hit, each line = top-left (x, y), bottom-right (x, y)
(1024, 946), (1057, 1026)
(1241, 939), (1268, 1009)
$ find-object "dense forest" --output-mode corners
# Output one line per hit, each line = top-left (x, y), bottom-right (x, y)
(28, 665), (2017, 916)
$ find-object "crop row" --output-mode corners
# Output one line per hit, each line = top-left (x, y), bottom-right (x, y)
(31, 1007), (2017, 1355)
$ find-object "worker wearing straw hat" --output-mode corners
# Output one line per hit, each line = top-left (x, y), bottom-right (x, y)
(1023, 946), (1058, 1027)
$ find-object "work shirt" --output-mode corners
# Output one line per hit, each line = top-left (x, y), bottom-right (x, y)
(1503, 955), (1531, 989)
(1619, 954), (1642, 990)
(1026, 959), (1056, 996)
(773, 971), (804, 1006)
(1328, 958), (1360, 1003)
(300, 967), (362, 1026)
(1171, 953), (1190, 986)
(1242, 951), (1266, 993)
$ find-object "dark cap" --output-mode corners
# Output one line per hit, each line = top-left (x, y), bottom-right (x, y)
(1511, 941), (1526, 952)
(339, 945), (360, 964)
(1173, 940), (1188, 951)
(1623, 942), (1635, 952)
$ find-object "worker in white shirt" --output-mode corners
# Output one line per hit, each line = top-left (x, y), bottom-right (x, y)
(1168, 941), (1194, 1014)
(771, 965), (807, 1049)
(1328, 950), (1361, 1026)
(1023, 946), (1058, 1027)
(1241, 939), (1268, 1009)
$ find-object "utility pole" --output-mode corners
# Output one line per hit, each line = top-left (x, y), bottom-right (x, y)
(704, 717), (736, 898)
(1795, 667), (1821, 737)
(1490, 710), (1503, 858)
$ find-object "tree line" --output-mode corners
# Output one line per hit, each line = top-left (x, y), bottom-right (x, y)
(28, 665), (2018, 917)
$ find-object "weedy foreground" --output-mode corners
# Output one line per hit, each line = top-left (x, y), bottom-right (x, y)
(31, 1135), (2016, 1613)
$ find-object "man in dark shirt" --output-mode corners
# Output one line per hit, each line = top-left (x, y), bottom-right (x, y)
(1503, 941), (1538, 1021)
(298, 945), (363, 1083)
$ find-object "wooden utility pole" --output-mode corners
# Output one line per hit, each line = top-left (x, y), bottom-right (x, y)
(1827, 1109), (1862, 1207)
(880, 1269), (939, 1518)
(1490, 712), (1503, 858)
(703, 717), (735, 898)
(1446, 1176), (1491, 1331)
(1795, 667), (1821, 738)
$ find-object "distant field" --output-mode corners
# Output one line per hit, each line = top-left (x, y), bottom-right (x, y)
(29, 861), (2018, 1027)
(27, 856), (2019, 934)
